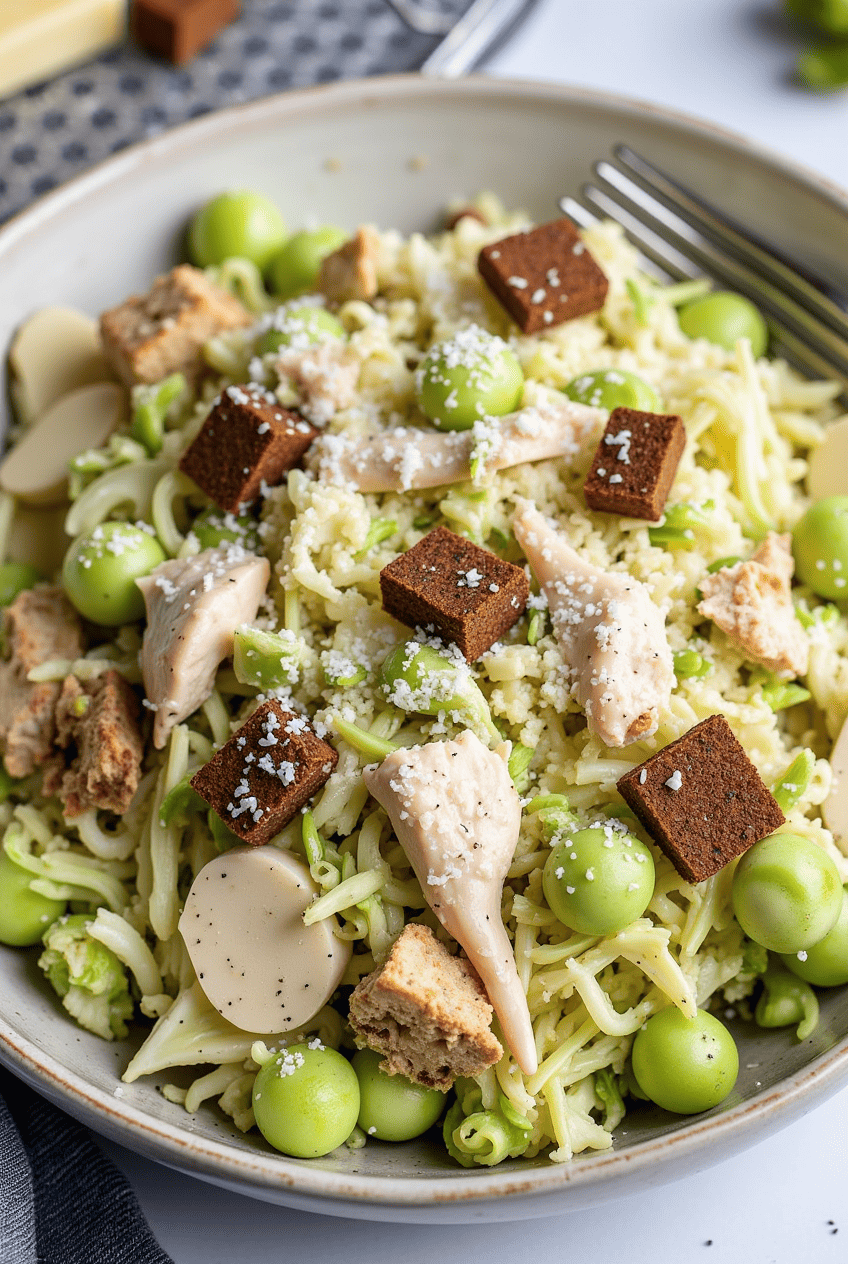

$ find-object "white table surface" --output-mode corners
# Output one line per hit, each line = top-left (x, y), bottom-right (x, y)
(100, 2), (848, 1257)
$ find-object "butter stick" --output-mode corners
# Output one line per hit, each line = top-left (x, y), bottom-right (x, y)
(0, 0), (126, 100)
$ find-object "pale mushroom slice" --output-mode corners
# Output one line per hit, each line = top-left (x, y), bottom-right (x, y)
(513, 498), (674, 748)
(807, 416), (848, 501)
(310, 395), (603, 493)
(0, 382), (125, 507)
(364, 730), (538, 1076)
(179, 847), (350, 1033)
(823, 715), (848, 845)
(9, 306), (113, 427)
(136, 546), (270, 748)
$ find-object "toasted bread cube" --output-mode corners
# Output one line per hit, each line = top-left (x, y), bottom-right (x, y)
(348, 924), (503, 1090)
(99, 264), (251, 386)
(45, 671), (143, 817)
(584, 407), (686, 522)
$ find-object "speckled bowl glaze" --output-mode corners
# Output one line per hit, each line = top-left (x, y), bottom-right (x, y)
(1, 75), (848, 1223)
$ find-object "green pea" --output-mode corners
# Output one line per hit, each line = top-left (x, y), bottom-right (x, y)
(755, 963), (819, 1039)
(188, 190), (286, 271)
(782, 886), (848, 986)
(0, 562), (41, 607)
(631, 1007), (739, 1114)
(252, 1042), (360, 1158)
(352, 1049), (443, 1142)
(0, 848), (66, 947)
(787, 0), (848, 35)
(256, 304), (346, 355)
(731, 831), (843, 954)
(267, 227), (347, 299)
(62, 522), (166, 626)
(678, 292), (768, 357)
(416, 326), (523, 431)
(379, 642), (501, 744)
(792, 496), (848, 599)
(191, 508), (260, 553)
(797, 45), (848, 89)
(542, 824), (655, 936)
(563, 368), (659, 412)
(673, 648), (712, 680)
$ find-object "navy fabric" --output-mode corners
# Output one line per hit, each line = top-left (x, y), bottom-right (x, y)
(0, 1068), (172, 1263)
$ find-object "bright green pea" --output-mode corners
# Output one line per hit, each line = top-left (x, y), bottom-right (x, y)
(792, 496), (848, 599)
(188, 190), (286, 270)
(678, 291), (768, 357)
(62, 522), (166, 625)
(379, 642), (501, 743)
(0, 562), (41, 607)
(542, 824), (655, 936)
(267, 227), (348, 299)
(0, 848), (66, 946)
(631, 1007), (739, 1114)
(673, 648), (712, 680)
(564, 368), (659, 412)
(787, 0), (848, 34)
(416, 326), (523, 431)
(352, 1049), (443, 1142)
(256, 304), (346, 355)
(797, 45), (848, 89)
(191, 507), (260, 552)
(782, 886), (848, 986)
(252, 1043), (360, 1158)
(755, 963), (819, 1039)
(731, 831), (843, 954)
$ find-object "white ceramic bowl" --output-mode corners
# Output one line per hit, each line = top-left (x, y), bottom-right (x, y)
(1, 74), (848, 1223)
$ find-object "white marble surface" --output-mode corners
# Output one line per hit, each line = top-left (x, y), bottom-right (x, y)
(103, 2), (848, 1257)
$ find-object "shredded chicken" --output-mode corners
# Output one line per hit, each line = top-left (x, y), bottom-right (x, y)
(274, 339), (359, 426)
(136, 545), (269, 748)
(318, 227), (380, 303)
(309, 395), (603, 493)
(513, 499), (674, 748)
(697, 532), (809, 677)
(363, 730), (537, 1076)
(0, 586), (85, 778)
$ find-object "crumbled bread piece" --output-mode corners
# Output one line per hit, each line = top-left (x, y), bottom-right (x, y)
(99, 264), (251, 385)
(190, 700), (338, 845)
(617, 713), (785, 882)
(379, 525), (529, 661)
(584, 407), (686, 522)
(179, 384), (317, 511)
(43, 671), (144, 817)
(477, 218), (608, 333)
(348, 924), (503, 1090)
(318, 227), (380, 303)
(0, 586), (85, 779)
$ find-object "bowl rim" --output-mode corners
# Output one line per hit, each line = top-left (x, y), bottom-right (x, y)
(2, 70), (848, 1211)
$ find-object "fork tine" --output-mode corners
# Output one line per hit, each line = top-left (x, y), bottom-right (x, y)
(615, 145), (848, 329)
(585, 165), (848, 382)
(561, 191), (848, 389)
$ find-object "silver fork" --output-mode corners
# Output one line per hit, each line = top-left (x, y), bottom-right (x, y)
(560, 145), (848, 390)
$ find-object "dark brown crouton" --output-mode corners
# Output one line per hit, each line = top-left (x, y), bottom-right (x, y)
(44, 671), (144, 817)
(616, 714), (785, 883)
(99, 264), (251, 386)
(190, 701), (338, 846)
(179, 384), (318, 512)
(0, 586), (85, 779)
(318, 227), (380, 303)
(477, 218), (608, 334)
(130, 0), (241, 65)
(379, 526), (529, 662)
(348, 924), (503, 1090)
(583, 406), (686, 522)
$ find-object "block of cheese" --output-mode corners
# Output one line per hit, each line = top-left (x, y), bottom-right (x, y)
(0, 0), (126, 100)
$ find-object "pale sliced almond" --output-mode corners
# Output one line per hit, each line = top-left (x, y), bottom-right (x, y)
(823, 715), (848, 845)
(178, 847), (351, 1034)
(7, 504), (71, 577)
(807, 415), (848, 501)
(0, 382), (125, 507)
(9, 307), (113, 427)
